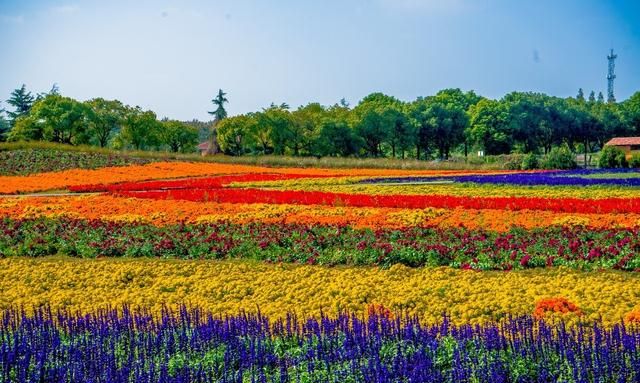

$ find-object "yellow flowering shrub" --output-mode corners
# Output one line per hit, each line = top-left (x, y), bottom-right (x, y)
(1, 257), (638, 327)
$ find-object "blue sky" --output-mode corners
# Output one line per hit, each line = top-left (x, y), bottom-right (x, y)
(1, 0), (639, 120)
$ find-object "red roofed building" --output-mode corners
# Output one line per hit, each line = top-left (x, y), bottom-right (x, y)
(197, 142), (210, 156)
(604, 137), (640, 159)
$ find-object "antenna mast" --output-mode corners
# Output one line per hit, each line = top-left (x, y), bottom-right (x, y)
(607, 49), (617, 103)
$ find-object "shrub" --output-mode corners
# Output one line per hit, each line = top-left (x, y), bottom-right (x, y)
(630, 154), (640, 168)
(520, 153), (539, 170)
(598, 146), (628, 168)
(541, 146), (577, 170)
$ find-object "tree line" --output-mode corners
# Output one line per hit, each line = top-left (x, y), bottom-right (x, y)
(2, 84), (640, 161)
(215, 89), (640, 163)
(0, 85), (200, 153)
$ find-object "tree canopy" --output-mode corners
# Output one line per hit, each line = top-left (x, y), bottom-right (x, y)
(3, 83), (640, 161)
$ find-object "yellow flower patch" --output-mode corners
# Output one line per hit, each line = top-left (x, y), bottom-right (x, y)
(1, 257), (638, 327)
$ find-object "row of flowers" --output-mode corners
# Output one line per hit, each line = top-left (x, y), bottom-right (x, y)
(237, 177), (640, 200)
(3, 217), (640, 271)
(1, 256), (639, 327)
(2, 304), (640, 382)
(107, 187), (640, 214)
(359, 169), (640, 187)
(0, 161), (490, 194)
(3, 194), (640, 232)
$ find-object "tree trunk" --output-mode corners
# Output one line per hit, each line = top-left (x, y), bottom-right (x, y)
(416, 144), (421, 161)
(206, 120), (220, 155)
(584, 139), (588, 168)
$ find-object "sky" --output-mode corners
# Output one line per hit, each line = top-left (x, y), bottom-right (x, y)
(1, 0), (639, 121)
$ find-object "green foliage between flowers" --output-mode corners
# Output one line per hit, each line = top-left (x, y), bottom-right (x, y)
(599, 146), (628, 168)
(2, 217), (640, 271)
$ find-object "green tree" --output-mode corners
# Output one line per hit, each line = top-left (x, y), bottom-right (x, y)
(159, 120), (199, 153)
(209, 89), (229, 121)
(119, 107), (161, 150)
(623, 92), (640, 134)
(351, 93), (400, 157)
(216, 114), (258, 155)
(6, 84), (35, 123)
(207, 89), (229, 154)
(315, 121), (361, 157)
(6, 115), (41, 142)
(408, 97), (434, 160)
(0, 103), (8, 141)
(289, 103), (326, 155)
(85, 98), (125, 147)
(387, 103), (414, 159)
(312, 101), (360, 157)
(27, 95), (92, 145)
(261, 104), (295, 155)
(468, 98), (512, 155)
(503, 92), (550, 153)
(576, 88), (585, 101)
(599, 145), (627, 168)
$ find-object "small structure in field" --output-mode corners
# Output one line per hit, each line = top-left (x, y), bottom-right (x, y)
(197, 142), (211, 156)
(604, 137), (640, 160)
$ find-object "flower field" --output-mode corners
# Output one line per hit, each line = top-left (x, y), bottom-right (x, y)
(1, 160), (640, 381)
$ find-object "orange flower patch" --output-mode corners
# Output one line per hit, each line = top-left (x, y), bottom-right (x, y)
(533, 297), (582, 319)
(624, 310), (640, 325)
(1, 194), (639, 232)
(0, 161), (505, 194)
(367, 304), (394, 320)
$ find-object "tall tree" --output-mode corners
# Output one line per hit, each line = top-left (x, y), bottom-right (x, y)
(289, 103), (326, 155)
(468, 98), (512, 155)
(424, 99), (468, 159)
(351, 93), (399, 157)
(86, 98), (125, 147)
(206, 89), (229, 154)
(503, 92), (550, 153)
(597, 92), (605, 104)
(216, 114), (258, 155)
(314, 102), (360, 157)
(434, 89), (480, 158)
(588, 91), (596, 104)
(23, 95), (92, 145)
(576, 88), (585, 101)
(119, 107), (161, 150)
(261, 104), (295, 155)
(159, 120), (199, 153)
(6, 84), (35, 123)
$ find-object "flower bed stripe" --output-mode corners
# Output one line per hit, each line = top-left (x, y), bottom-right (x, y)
(3, 217), (640, 271)
(2, 305), (639, 382)
(116, 187), (640, 214)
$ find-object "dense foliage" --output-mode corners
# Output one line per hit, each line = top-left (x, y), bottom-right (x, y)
(1, 305), (639, 382)
(599, 145), (629, 168)
(3, 85), (199, 152)
(3, 85), (640, 162)
(2, 217), (639, 270)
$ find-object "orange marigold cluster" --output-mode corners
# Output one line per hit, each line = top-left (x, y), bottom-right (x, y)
(533, 297), (582, 319)
(624, 310), (640, 324)
(367, 304), (394, 320)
